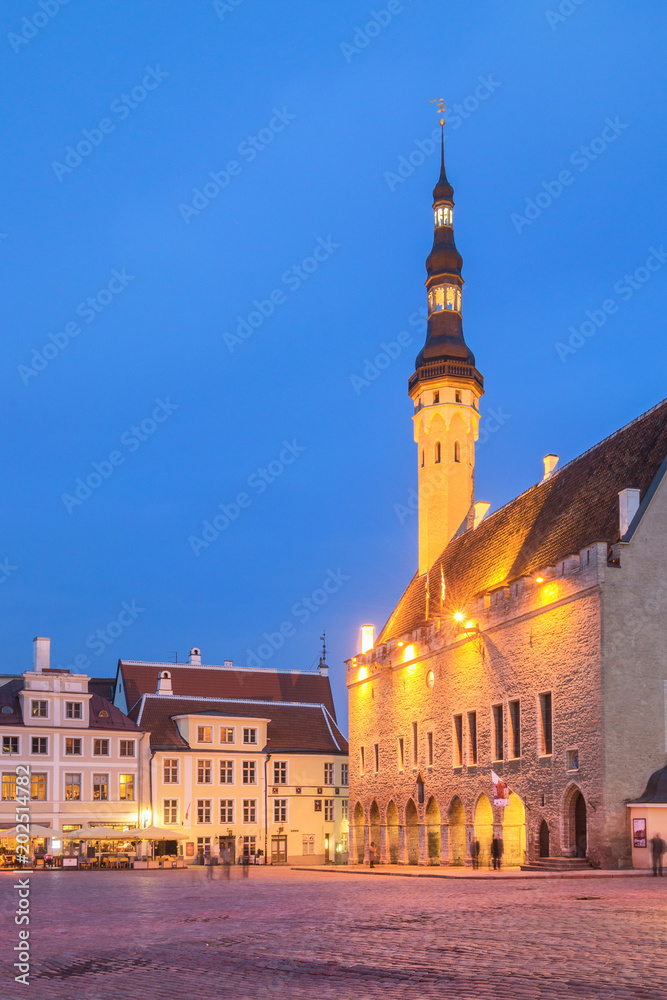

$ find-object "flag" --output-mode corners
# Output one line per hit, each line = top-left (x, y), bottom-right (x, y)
(185, 802), (191, 821)
(425, 571), (430, 619)
(492, 770), (509, 807)
(440, 564), (446, 604)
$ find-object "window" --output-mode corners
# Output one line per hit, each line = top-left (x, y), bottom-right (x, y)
(119, 740), (135, 757)
(220, 726), (235, 743)
(341, 799), (349, 820)
(2, 736), (18, 754)
(341, 763), (349, 786)
(433, 391), (440, 404)
(197, 759), (212, 784)
(93, 739), (109, 756)
(398, 738), (405, 771)
(31, 737), (48, 755)
(197, 836), (211, 856)
(360, 746), (365, 775)
(197, 799), (212, 824)
(468, 712), (478, 765)
(324, 799), (334, 822)
(273, 761), (287, 785)
(427, 731), (434, 767)
(93, 774), (109, 801)
(163, 799), (178, 824)
(31, 700), (47, 718)
(421, 449), (425, 468)
(428, 283), (461, 314)
(65, 774), (81, 800)
(163, 758), (179, 783)
(242, 761), (257, 785)
(2, 773), (16, 800)
(324, 762), (334, 785)
(453, 715), (463, 767)
(314, 799), (322, 812)
(65, 702), (82, 719)
(242, 835), (257, 857)
(243, 799), (257, 823)
(435, 441), (441, 464)
(374, 744), (379, 773)
(65, 738), (82, 756)
(509, 700), (521, 758)
(220, 760), (234, 784)
(434, 205), (452, 227)
(539, 693), (553, 755)
(220, 799), (234, 823)
(31, 774), (46, 800)
(492, 705), (504, 761)
(197, 726), (212, 743)
(243, 728), (258, 745)
(119, 774), (134, 801)
(302, 834), (315, 856)
(274, 798), (287, 823)
(412, 722), (418, 766)
(454, 441), (461, 463)
(566, 748), (579, 772)
(455, 390), (462, 403)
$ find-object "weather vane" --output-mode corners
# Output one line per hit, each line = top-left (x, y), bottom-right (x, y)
(430, 96), (446, 126)
(320, 630), (327, 663)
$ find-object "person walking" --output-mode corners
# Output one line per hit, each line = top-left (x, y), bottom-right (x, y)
(242, 853), (250, 878)
(491, 836), (504, 870)
(472, 839), (480, 870)
(369, 841), (377, 869)
(220, 844), (232, 879)
(650, 832), (665, 877)
(210, 836), (220, 876)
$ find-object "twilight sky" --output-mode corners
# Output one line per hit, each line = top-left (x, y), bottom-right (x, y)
(2, 0), (666, 730)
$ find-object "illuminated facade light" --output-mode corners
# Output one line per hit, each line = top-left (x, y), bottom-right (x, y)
(358, 666), (368, 681)
(403, 644), (415, 662)
(454, 611), (464, 622)
(360, 624), (374, 654)
(465, 621), (474, 630)
(535, 576), (544, 584)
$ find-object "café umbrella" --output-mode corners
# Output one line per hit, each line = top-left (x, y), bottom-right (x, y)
(1, 823), (60, 839)
(123, 825), (189, 861)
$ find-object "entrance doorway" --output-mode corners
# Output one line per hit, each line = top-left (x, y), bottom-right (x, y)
(574, 792), (587, 858)
(405, 799), (419, 864)
(448, 797), (466, 866)
(271, 836), (287, 864)
(539, 820), (550, 858)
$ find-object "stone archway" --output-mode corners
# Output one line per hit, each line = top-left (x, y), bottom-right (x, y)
(405, 799), (419, 865)
(448, 796), (466, 866)
(539, 820), (550, 858)
(562, 784), (587, 858)
(474, 795), (494, 868)
(425, 796), (441, 865)
(502, 792), (526, 866)
(353, 803), (365, 864)
(369, 800), (381, 864)
(386, 801), (399, 864)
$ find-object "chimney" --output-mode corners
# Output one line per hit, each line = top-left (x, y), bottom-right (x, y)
(156, 670), (173, 695)
(33, 637), (50, 673)
(542, 454), (559, 481)
(618, 488), (641, 536)
(224, 660), (233, 668)
(360, 625), (374, 654)
(474, 501), (490, 528)
(188, 647), (201, 665)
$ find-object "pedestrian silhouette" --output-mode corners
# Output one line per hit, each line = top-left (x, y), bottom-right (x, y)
(369, 841), (377, 868)
(650, 832), (665, 877)
(491, 836), (504, 870)
(472, 839), (480, 870)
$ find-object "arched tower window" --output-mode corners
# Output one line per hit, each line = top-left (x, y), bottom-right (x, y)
(454, 441), (461, 463)
(434, 441), (441, 464)
(421, 448), (425, 468)
(434, 205), (453, 228)
(428, 284), (461, 315)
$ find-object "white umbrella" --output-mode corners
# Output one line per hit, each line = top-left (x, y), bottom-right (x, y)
(124, 825), (188, 840)
(75, 826), (134, 840)
(0, 824), (58, 839)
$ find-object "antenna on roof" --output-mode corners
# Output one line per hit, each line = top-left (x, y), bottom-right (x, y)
(166, 651), (178, 664)
(318, 631), (329, 677)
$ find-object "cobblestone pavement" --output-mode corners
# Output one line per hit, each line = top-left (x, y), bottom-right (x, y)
(2, 866), (666, 999)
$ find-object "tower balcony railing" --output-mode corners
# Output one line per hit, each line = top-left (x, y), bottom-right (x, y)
(409, 361), (484, 391)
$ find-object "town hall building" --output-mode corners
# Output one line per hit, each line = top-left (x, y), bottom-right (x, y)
(346, 128), (667, 869)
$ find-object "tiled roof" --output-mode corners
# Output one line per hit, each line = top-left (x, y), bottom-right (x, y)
(89, 693), (142, 732)
(88, 677), (115, 701)
(0, 679), (23, 725)
(118, 662), (337, 721)
(378, 398), (667, 643)
(137, 696), (348, 754)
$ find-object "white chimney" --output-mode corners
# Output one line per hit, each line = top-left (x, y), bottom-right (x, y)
(224, 660), (233, 668)
(156, 670), (173, 695)
(33, 637), (50, 673)
(188, 647), (201, 665)
(619, 488), (641, 536)
(474, 501), (490, 528)
(543, 454), (559, 481)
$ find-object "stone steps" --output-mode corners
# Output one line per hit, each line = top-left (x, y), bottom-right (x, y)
(521, 857), (593, 872)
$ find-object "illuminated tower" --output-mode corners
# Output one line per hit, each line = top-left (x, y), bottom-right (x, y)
(409, 124), (484, 577)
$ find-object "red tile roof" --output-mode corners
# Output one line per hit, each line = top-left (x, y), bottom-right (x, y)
(378, 398), (667, 643)
(0, 679), (141, 732)
(136, 696), (348, 754)
(118, 662), (337, 721)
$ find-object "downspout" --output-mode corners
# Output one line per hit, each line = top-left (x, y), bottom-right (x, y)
(264, 753), (271, 865)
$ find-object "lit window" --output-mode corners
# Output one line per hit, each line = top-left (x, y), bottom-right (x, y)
(163, 799), (178, 824)
(2, 736), (19, 754)
(220, 760), (234, 784)
(434, 205), (453, 227)
(274, 798), (288, 823)
(65, 702), (82, 719)
(93, 774), (109, 801)
(197, 726), (212, 744)
(65, 738), (82, 756)
(64, 774), (81, 800)
(31, 700), (47, 718)
(454, 441), (461, 463)
(242, 761), (257, 785)
(197, 759), (212, 784)
(220, 727), (235, 743)
(2, 773), (17, 800)
(119, 774), (134, 801)
(93, 739), (109, 756)
(428, 284), (461, 315)
(435, 441), (441, 464)
(324, 763), (334, 785)
(119, 740), (135, 757)
(31, 774), (47, 800)
(163, 758), (179, 783)
(243, 728), (258, 745)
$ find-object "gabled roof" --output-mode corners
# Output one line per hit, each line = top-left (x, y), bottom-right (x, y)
(379, 398), (667, 643)
(136, 695), (348, 754)
(117, 661), (337, 721)
(0, 679), (141, 732)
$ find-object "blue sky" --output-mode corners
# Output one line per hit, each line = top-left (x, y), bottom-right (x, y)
(2, 0), (666, 730)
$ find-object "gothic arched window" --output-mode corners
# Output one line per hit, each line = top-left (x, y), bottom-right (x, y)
(435, 441), (441, 464)
(454, 441), (461, 463)
(434, 205), (453, 228)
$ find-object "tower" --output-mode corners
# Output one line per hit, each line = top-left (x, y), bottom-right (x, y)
(409, 125), (484, 577)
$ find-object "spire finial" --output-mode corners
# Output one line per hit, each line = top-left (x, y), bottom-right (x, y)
(430, 97), (452, 204)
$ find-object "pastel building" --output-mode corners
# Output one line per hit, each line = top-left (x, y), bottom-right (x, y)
(114, 650), (349, 863)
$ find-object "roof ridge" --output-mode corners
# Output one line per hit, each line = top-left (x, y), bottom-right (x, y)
(320, 704), (341, 751)
(119, 661), (322, 675)
(142, 694), (328, 708)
